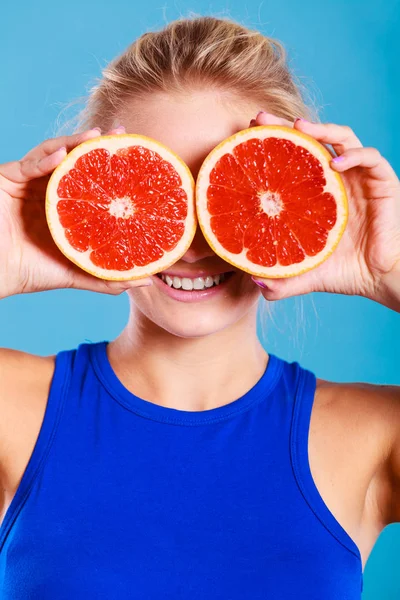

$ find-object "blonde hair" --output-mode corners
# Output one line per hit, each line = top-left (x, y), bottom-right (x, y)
(76, 16), (318, 131)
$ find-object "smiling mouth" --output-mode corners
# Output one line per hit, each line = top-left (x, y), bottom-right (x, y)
(156, 271), (235, 291)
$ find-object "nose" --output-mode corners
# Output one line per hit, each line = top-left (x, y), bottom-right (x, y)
(181, 226), (216, 263)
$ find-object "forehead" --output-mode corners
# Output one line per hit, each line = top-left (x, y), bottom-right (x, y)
(120, 90), (257, 178)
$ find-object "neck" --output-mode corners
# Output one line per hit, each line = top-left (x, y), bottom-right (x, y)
(108, 305), (269, 412)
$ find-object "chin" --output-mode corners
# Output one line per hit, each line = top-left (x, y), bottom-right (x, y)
(128, 293), (260, 341)
(127, 269), (261, 338)
(153, 312), (239, 339)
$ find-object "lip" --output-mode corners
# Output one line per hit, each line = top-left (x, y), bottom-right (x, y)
(159, 270), (235, 279)
(152, 271), (237, 303)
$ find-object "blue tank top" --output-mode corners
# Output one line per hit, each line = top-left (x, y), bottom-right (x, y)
(0, 341), (363, 599)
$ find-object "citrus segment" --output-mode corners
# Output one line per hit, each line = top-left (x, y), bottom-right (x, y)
(46, 134), (196, 280)
(196, 125), (348, 278)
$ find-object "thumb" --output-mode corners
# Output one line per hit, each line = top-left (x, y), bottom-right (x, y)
(70, 271), (153, 295)
(251, 269), (319, 301)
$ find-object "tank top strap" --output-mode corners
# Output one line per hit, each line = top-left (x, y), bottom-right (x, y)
(290, 364), (362, 564)
(0, 346), (74, 551)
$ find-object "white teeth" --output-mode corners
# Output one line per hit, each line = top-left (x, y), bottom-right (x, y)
(193, 277), (205, 290)
(159, 273), (230, 290)
(181, 277), (194, 291)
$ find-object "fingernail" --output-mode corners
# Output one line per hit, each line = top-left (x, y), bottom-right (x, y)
(115, 125), (126, 132)
(141, 280), (153, 286)
(92, 127), (102, 133)
(256, 111), (267, 118)
(332, 155), (345, 163)
(251, 276), (269, 289)
(57, 146), (66, 153)
(294, 117), (308, 125)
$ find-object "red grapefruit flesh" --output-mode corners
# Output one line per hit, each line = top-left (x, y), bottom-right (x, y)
(196, 125), (348, 278)
(46, 134), (196, 280)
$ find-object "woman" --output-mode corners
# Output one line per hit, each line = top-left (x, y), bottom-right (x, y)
(0, 16), (399, 600)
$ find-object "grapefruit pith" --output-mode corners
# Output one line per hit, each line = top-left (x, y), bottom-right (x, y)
(46, 134), (196, 280)
(196, 125), (348, 278)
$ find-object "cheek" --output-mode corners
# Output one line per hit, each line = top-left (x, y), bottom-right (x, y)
(234, 274), (262, 302)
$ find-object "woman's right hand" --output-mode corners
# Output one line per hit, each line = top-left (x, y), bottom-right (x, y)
(0, 126), (153, 299)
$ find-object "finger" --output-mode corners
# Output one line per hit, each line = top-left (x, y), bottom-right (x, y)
(251, 112), (335, 158)
(330, 147), (399, 185)
(23, 128), (103, 162)
(19, 126), (125, 181)
(107, 125), (126, 135)
(293, 119), (363, 155)
(21, 126), (125, 181)
(0, 128), (104, 185)
(20, 146), (69, 180)
(254, 111), (293, 129)
(0, 146), (70, 189)
(70, 272), (154, 295)
(251, 269), (320, 301)
(21, 126), (125, 180)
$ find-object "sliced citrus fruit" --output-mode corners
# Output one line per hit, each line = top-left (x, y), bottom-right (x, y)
(46, 134), (196, 280)
(196, 125), (348, 278)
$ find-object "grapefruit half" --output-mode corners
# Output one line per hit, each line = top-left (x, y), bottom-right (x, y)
(196, 125), (348, 278)
(46, 134), (196, 280)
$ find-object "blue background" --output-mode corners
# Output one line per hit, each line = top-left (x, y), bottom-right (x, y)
(1, 0), (399, 596)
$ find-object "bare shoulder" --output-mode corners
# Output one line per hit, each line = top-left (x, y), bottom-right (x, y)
(0, 347), (55, 405)
(0, 347), (56, 438)
(314, 377), (400, 450)
(313, 377), (400, 525)
(0, 348), (56, 509)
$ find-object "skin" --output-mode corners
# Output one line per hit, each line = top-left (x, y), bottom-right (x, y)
(0, 89), (399, 574)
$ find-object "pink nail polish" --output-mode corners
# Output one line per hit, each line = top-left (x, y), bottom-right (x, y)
(332, 155), (345, 163)
(92, 127), (102, 133)
(251, 277), (269, 289)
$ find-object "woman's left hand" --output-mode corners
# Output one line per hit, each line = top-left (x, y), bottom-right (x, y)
(250, 112), (400, 311)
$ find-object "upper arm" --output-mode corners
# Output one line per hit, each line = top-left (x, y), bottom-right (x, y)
(0, 346), (55, 445)
(352, 383), (400, 526)
(0, 348), (26, 459)
(318, 380), (400, 528)
(0, 348), (28, 516)
(384, 387), (400, 524)
(0, 348), (55, 510)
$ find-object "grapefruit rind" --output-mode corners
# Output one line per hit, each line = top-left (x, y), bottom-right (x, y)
(196, 125), (348, 279)
(46, 134), (196, 281)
